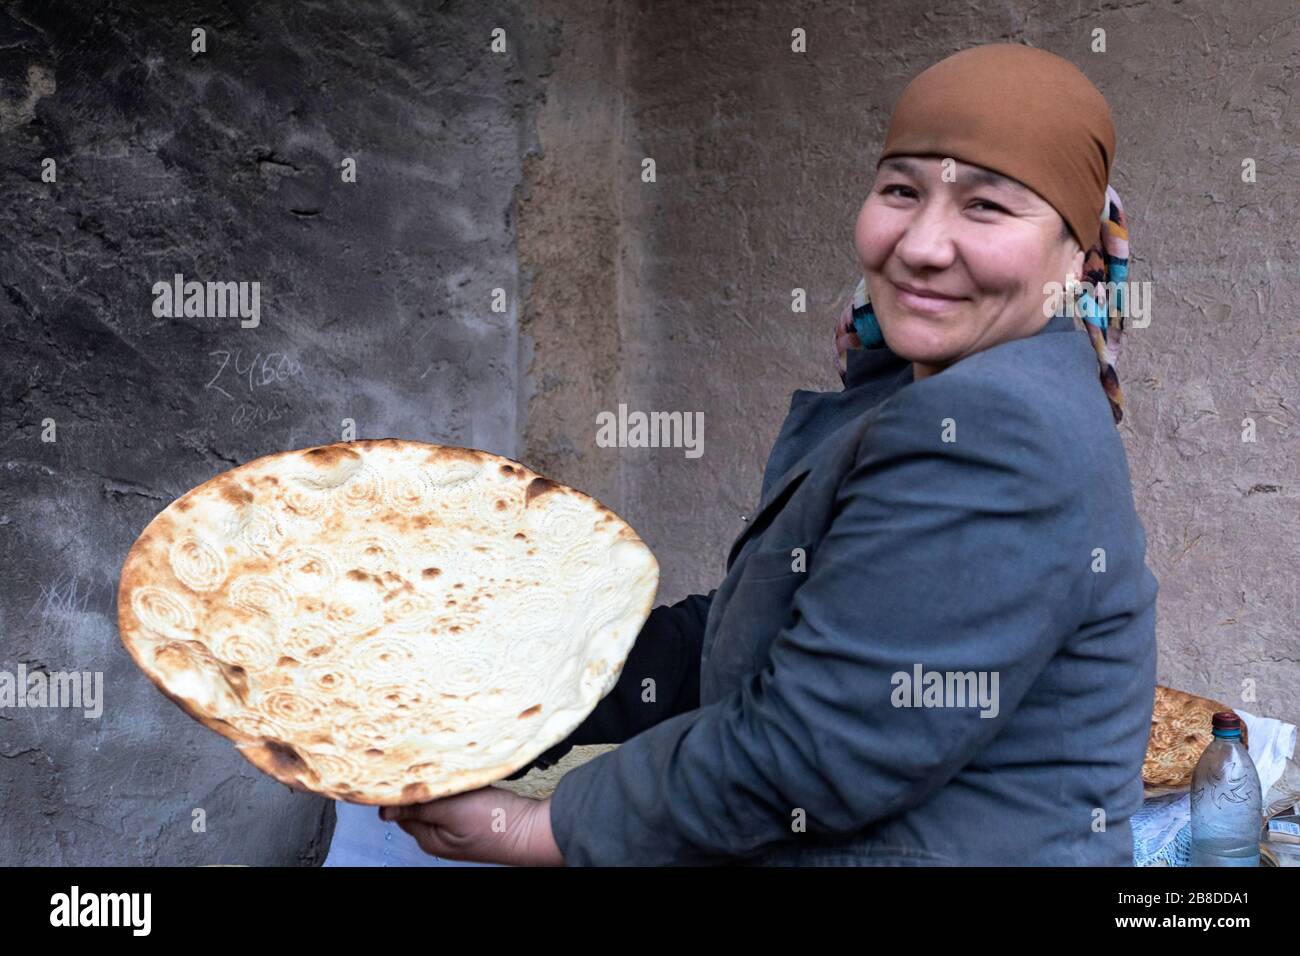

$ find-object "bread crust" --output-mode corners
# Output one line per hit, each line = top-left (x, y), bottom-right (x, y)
(1143, 685), (1247, 788)
(117, 439), (659, 805)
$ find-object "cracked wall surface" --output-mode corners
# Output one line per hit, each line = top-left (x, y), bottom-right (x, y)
(2, 0), (1297, 865)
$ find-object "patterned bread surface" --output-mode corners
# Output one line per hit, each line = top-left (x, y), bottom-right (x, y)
(117, 439), (659, 805)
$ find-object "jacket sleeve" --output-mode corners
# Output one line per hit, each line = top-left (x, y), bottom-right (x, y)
(547, 374), (1091, 864)
(505, 589), (715, 778)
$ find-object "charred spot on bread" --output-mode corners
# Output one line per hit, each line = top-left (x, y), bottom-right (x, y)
(263, 740), (307, 774)
(303, 444), (361, 466)
(525, 477), (560, 506)
(217, 482), (253, 506)
(218, 663), (249, 701)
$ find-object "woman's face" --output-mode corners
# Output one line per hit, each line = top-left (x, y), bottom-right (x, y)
(854, 155), (1085, 380)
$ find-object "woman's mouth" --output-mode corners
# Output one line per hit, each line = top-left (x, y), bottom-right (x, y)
(892, 281), (966, 314)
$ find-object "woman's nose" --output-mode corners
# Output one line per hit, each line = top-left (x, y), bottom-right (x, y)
(893, 204), (959, 272)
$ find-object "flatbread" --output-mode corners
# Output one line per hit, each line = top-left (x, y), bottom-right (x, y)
(116, 439), (659, 805)
(1143, 685), (1247, 788)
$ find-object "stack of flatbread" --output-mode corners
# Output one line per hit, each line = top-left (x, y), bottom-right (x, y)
(117, 439), (659, 805)
(1143, 685), (1247, 790)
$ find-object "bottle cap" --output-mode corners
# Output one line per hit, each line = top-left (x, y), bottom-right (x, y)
(1211, 711), (1243, 735)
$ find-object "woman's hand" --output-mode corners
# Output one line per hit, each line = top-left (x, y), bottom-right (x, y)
(379, 788), (565, 866)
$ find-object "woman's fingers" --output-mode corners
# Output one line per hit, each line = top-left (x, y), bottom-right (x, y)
(380, 787), (492, 824)
(380, 802), (430, 824)
(378, 788), (545, 864)
(395, 819), (463, 859)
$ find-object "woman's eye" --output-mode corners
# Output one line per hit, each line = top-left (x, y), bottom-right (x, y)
(880, 185), (1004, 213)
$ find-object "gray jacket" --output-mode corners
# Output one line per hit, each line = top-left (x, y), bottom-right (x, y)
(539, 312), (1158, 865)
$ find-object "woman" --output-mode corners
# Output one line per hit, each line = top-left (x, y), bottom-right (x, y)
(382, 43), (1158, 866)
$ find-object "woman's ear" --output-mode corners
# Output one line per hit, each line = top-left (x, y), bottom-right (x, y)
(1059, 219), (1084, 281)
(1067, 242), (1085, 284)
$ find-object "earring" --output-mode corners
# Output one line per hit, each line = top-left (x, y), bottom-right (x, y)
(852, 304), (886, 349)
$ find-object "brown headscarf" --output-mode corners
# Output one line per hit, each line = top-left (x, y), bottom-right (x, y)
(877, 43), (1115, 254)
(839, 43), (1131, 423)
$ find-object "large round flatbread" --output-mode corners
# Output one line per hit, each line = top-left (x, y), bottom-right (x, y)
(116, 439), (659, 805)
(1143, 685), (1247, 788)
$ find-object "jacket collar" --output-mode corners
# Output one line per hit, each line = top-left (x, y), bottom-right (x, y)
(843, 311), (1076, 391)
(843, 344), (911, 391)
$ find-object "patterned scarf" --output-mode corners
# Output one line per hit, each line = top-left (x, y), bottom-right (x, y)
(834, 184), (1131, 424)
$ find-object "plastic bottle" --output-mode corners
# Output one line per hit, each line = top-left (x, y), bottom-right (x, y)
(1189, 712), (1261, 866)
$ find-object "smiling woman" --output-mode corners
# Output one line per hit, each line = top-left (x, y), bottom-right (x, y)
(849, 43), (1130, 418)
(855, 154), (1086, 381)
(403, 43), (1156, 869)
